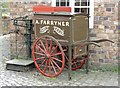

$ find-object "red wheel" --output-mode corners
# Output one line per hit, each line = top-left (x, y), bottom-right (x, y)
(71, 55), (86, 70)
(72, 45), (87, 70)
(32, 35), (65, 77)
(65, 55), (86, 71)
(64, 46), (87, 71)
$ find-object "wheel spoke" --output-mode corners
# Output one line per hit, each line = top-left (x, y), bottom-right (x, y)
(51, 52), (62, 57)
(35, 57), (44, 61)
(49, 39), (53, 52)
(63, 49), (67, 52)
(73, 61), (78, 68)
(65, 55), (69, 62)
(48, 60), (52, 75)
(51, 57), (62, 63)
(39, 39), (47, 53)
(51, 59), (61, 70)
(73, 58), (79, 67)
(45, 38), (49, 52)
(39, 59), (46, 67)
(34, 52), (45, 56)
(50, 45), (58, 55)
(36, 44), (46, 54)
(43, 60), (48, 73)
(50, 61), (57, 74)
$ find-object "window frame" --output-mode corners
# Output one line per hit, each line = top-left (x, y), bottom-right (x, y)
(52, 0), (94, 29)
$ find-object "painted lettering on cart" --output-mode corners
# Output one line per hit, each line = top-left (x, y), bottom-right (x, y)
(38, 19), (69, 36)
(40, 20), (70, 27)
(40, 26), (50, 33)
(53, 26), (64, 36)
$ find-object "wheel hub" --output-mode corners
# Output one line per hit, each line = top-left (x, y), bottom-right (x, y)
(46, 53), (51, 59)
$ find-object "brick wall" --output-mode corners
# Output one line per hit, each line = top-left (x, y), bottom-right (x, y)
(8, 2), (39, 59)
(89, 0), (119, 69)
(0, 1), (119, 70)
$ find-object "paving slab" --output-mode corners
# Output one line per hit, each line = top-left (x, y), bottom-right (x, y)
(0, 57), (118, 87)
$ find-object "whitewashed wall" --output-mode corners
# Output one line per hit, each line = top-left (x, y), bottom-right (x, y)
(0, 35), (11, 60)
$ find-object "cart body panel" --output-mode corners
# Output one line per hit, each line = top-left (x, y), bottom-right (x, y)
(34, 14), (70, 41)
(34, 13), (88, 55)
(72, 15), (88, 42)
(34, 13), (88, 41)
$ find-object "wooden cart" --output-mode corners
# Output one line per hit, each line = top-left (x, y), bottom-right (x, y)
(32, 6), (113, 79)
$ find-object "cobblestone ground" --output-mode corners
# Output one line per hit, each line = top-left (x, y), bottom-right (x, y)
(0, 57), (118, 87)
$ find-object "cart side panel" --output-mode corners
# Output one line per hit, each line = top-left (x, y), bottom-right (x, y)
(72, 15), (88, 55)
(72, 15), (88, 42)
(34, 15), (70, 41)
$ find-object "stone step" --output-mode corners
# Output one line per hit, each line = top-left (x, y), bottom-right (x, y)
(6, 59), (34, 72)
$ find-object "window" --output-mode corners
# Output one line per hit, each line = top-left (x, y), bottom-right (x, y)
(52, 0), (94, 28)
(74, 0), (89, 14)
(81, 0), (88, 6)
(56, 0), (70, 6)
